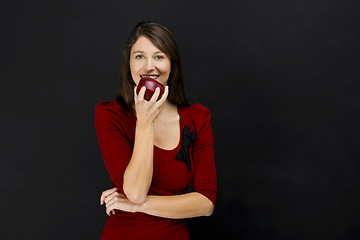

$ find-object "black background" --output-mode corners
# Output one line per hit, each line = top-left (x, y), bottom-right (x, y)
(1, 0), (360, 239)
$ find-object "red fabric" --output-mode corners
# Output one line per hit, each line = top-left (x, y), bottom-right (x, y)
(95, 100), (217, 240)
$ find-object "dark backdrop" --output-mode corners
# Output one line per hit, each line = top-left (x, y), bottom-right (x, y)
(1, 0), (360, 239)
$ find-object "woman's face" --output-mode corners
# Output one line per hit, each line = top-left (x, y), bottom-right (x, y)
(130, 36), (171, 86)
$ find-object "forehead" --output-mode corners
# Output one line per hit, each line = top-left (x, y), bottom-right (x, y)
(131, 36), (162, 53)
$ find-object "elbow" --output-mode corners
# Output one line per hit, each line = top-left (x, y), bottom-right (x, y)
(126, 193), (147, 205)
(123, 185), (147, 205)
(197, 192), (215, 217)
(204, 202), (215, 216)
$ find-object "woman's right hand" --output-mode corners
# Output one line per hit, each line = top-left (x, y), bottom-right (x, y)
(134, 85), (169, 125)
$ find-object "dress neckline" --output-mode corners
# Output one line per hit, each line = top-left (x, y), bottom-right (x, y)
(154, 105), (183, 152)
(112, 100), (185, 152)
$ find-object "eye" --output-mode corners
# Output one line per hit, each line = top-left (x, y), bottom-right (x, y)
(135, 54), (144, 59)
(155, 55), (165, 60)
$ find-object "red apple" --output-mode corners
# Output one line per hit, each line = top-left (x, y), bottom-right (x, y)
(136, 78), (165, 101)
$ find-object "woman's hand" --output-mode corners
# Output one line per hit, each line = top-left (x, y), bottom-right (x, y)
(100, 187), (117, 215)
(134, 85), (169, 125)
(100, 187), (141, 216)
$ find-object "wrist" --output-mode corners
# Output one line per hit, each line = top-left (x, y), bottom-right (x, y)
(136, 120), (154, 127)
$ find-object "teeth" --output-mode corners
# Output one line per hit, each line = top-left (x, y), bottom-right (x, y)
(141, 75), (158, 79)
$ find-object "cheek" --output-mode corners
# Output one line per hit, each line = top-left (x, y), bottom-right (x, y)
(129, 60), (136, 73)
(130, 60), (140, 82)
(160, 61), (171, 75)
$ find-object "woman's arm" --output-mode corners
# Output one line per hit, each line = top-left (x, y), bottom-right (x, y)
(122, 86), (168, 204)
(122, 120), (154, 204)
(138, 192), (214, 219)
(102, 188), (214, 219)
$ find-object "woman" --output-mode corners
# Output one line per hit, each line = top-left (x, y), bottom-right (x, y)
(95, 21), (217, 240)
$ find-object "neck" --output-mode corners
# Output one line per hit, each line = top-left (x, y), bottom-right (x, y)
(156, 100), (178, 121)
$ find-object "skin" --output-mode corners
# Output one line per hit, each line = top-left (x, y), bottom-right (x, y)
(130, 35), (171, 87)
(100, 36), (214, 219)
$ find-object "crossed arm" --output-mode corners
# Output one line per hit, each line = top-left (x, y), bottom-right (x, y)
(100, 187), (214, 219)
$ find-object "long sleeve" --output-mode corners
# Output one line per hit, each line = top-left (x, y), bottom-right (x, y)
(190, 104), (218, 206)
(94, 101), (134, 196)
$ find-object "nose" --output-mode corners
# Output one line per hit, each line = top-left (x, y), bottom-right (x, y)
(146, 58), (155, 71)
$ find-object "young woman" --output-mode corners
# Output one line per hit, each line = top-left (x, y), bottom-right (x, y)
(95, 21), (217, 240)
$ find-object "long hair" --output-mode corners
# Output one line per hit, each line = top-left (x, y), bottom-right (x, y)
(116, 21), (189, 109)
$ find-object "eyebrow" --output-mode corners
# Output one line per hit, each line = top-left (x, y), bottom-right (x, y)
(132, 51), (165, 54)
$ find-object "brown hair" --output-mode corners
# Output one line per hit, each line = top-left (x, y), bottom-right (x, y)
(116, 21), (189, 109)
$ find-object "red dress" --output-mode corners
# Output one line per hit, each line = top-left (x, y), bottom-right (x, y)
(95, 100), (217, 240)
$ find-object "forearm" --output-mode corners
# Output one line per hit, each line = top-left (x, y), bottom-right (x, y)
(123, 122), (154, 204)
(137, 192), (214, 219)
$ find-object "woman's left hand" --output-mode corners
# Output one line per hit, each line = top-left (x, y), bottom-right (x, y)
(101, 187), (141, 216)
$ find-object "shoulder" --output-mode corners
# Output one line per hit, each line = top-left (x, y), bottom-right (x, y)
(95, 100), (129, 118)
(96, 100), (123, 113)
(95, 100), (133, 130)
(181, 103), (212, 134)
(189, 103), (211, 120)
